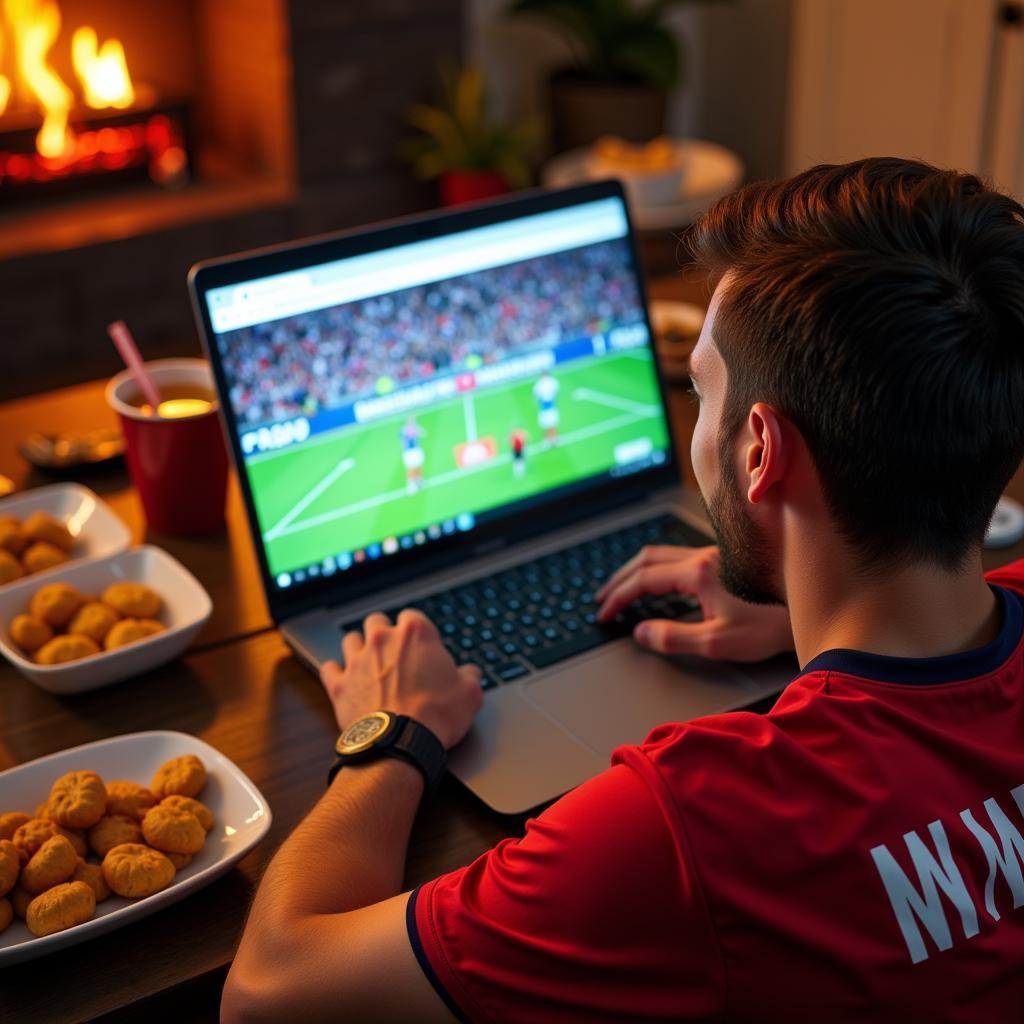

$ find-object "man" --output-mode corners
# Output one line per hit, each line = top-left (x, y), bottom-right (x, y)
(221, 159), (1024, 1022)
(509, 425), (528, 479)
(399, 414), (426, 494)
(533, 370), (560, 446)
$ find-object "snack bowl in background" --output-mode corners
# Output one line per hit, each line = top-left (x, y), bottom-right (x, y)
(0, 730), (271, 966)
(0, 483), (131, 591)
(584, 136), (688, 208)
(0, 546), (212, 694)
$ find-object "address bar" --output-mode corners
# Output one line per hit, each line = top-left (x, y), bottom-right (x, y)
(210, 205), (627, 334)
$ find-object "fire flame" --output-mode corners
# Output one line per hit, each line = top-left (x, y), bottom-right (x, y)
(72, 26), (133, 110)
(0, 0), (135, 159)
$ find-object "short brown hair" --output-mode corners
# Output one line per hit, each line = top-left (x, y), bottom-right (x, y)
(684, 157), (1024, 570)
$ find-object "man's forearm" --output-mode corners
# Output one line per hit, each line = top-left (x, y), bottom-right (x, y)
(238, 758), (424, 960)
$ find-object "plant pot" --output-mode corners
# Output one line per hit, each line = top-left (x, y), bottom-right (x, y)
(439, 169), (509, 207)
(548, 68), (668, 152)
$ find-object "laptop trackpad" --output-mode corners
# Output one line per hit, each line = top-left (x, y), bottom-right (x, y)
(524, 641), (762, 758)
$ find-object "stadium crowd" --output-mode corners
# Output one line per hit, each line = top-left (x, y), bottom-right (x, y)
(219, 240), (644, 425)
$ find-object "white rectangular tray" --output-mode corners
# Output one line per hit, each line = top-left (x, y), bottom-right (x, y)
(0, 731), (271, 967)
(0, 546), (213, 694)
(0, 483), (131, 592)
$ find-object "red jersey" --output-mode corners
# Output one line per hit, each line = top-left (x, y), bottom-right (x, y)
(510, 430), (526, 456)
(409, 561), (1024, 1022)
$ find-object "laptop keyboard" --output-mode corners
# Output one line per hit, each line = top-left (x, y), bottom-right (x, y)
(340, 513), (708, 689)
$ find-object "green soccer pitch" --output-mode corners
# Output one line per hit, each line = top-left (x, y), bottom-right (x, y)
(246, 350), (671, 577)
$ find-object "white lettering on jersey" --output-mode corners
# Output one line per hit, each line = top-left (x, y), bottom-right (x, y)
(870, 820), (979, 964)
(960, 791), (1024, 922)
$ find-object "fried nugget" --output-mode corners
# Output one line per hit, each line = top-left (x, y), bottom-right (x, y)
(30, 583), (83, 627)
(49, 770), (108, 829)
(0, 839), (19, 896)
(22, 511), (74, 553)
(160, 795), (213, 832)
(88, 814), (142, 858)
(104, 618), (165, 650)
(26, 880), (96, 937)
(21, 834), (78, 894)
(0, 896), (11, 933)
(0, 548), (23, 585)
(102, 843), (175, 898)
(9, 613), (53, 654)
(35, 634), (100, 665)
(106, 781), (157, 822)
(0, 516), (26, 557)
(9, 884), (32, 919)
(151, 754), (206, 799)
(141, 804), (205, 855)
(22, 542), (69, 574)
(102, 582), (161, 619)
(71, 858), (111, 902)
(68, 602), (120, 644)
(0, 811), (31, 842)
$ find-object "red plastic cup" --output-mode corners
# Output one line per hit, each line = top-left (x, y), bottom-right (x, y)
(106, 358), (228, 536)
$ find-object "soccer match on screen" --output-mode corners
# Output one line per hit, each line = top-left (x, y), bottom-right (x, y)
(213, 227), (669, 585)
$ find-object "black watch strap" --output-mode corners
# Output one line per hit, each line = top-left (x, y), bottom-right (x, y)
(328, 714), (446, 797)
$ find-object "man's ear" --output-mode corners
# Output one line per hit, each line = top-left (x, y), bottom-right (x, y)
(745, 402), (787, 504)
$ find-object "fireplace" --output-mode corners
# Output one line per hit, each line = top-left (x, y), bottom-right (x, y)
(0, 0), (193, 205)
(0, 0), (462, 400)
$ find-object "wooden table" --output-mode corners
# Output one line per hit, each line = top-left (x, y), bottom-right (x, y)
(2, 272), (1022, 1022)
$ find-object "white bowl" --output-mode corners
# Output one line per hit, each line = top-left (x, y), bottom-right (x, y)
(584, 146), (687, 207)
(0, 730), (271, 967)
(0, 483), (131, 592)
(0, 546), (212, 694)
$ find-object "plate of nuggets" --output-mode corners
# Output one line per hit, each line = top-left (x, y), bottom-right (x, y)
(0, 546), (212, 693)
(0, 483), (130, 588)
(0, 731), (271, 966)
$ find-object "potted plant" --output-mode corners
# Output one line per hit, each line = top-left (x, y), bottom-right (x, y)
(507, 0), (721, 151)
(402, 66), (541, 207)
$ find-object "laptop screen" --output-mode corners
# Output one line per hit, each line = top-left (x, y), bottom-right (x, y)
(203, 193), (672, 594)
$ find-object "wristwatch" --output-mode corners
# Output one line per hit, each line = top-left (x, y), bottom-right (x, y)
(327, 711), (446, 796)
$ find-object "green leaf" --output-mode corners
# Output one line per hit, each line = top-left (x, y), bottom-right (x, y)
(412, 151), (455, 180)
(455, 66), (486, 138)
(494, 151), (531, 188)
(402, 64), (540, 179)
(610, 24), (679, 87)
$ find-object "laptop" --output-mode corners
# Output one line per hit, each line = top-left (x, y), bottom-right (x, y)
(189, 181), (790, 814)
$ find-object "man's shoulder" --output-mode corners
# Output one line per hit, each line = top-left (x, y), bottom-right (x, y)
(621, 679), (822, 769)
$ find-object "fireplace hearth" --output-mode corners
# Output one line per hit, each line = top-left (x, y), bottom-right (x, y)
(0, 0), (463, 400)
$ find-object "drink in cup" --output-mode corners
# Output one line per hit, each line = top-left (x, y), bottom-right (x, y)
(106, 358), (228, 535)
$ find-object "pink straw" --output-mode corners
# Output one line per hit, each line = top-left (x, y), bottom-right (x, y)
(107, 320), (162, 413)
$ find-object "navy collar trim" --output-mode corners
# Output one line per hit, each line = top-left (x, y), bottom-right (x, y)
(800, 585), (1022, 685)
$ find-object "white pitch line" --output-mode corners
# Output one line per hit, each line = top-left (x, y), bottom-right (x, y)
(463, 393), (477, 441)
(572, 387), (659, 417)
(264, 457), (355, 540)
(269, 411), (646, 540)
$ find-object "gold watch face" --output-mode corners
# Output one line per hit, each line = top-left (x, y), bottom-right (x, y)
(337, 711), (393, 755)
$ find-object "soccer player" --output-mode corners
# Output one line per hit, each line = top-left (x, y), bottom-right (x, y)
(509, 426), (527, 478)
(399, 415), (426, 494)
(224, 159), (1024, 1022)
(533, 370), (560, 446)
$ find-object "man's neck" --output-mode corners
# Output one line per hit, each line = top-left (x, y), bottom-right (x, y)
(786, 547), (1000, 671)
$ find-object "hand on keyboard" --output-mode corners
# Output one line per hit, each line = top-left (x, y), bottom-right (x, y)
(596, 544), (794, 662)
(322, 610), (484, 749)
